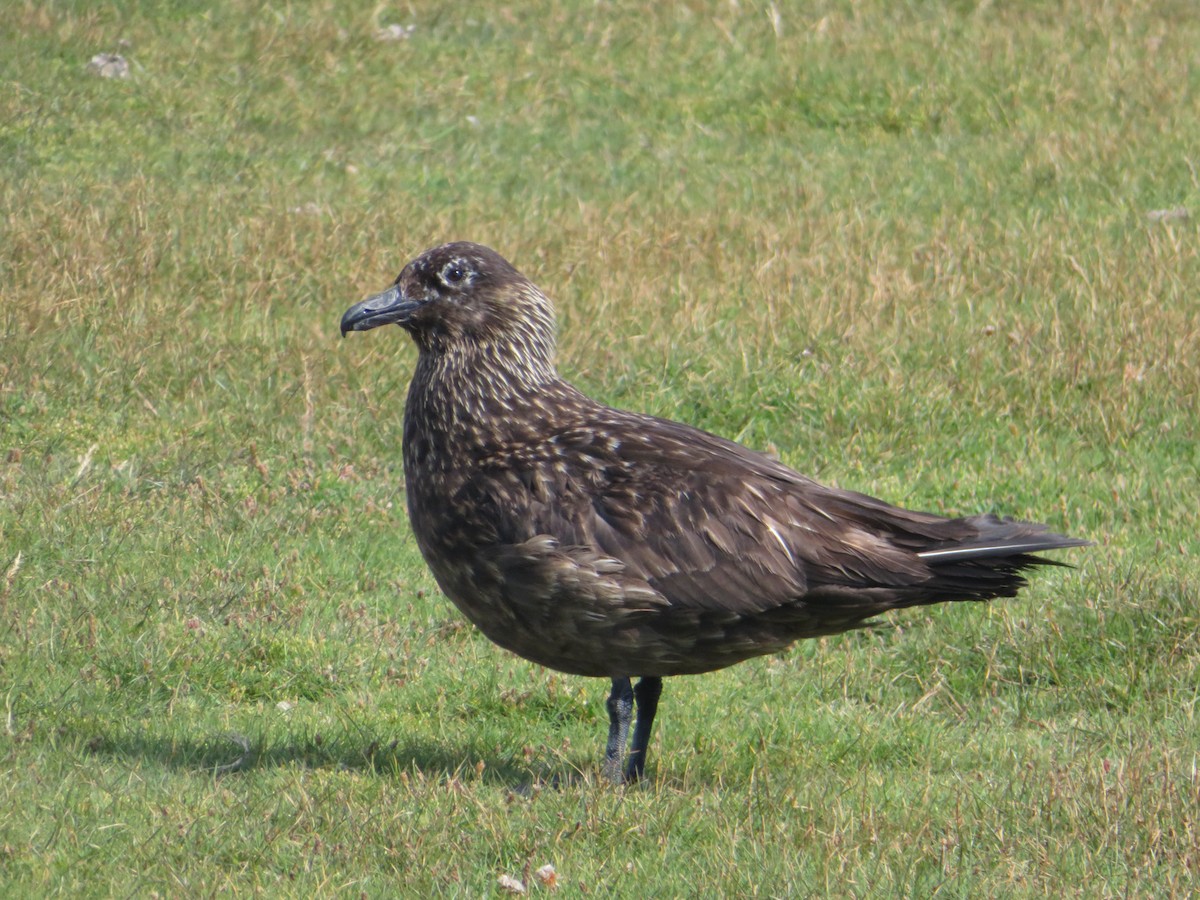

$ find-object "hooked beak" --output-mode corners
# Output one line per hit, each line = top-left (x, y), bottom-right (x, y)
(340, 285), (423, 336)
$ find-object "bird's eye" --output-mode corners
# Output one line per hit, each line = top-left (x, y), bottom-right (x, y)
(441, 262), (468, 286)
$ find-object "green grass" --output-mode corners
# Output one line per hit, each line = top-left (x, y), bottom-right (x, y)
(2, 0), (1198, 895)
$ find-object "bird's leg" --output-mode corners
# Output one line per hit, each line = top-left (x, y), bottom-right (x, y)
(602, 677), (634, 784)
(625, 676), (663, 782)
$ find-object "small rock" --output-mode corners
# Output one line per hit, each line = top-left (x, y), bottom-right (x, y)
(497, 874), (526, 894)
(1146, 206), (1189, 223)
(375, 24), (416, 42)
(86, 53), (130, 79)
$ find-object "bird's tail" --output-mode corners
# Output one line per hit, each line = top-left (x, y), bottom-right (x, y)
(913, 514), (1091, 602)
(918, 516), (1091, 563)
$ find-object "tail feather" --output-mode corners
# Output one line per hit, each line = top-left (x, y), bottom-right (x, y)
(918, 537), (1091, 563)
(909, 516), (1091, 604)
(919, 514), (1091, 562)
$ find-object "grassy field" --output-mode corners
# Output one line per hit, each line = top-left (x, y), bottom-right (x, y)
(2, 0), (1198, 895)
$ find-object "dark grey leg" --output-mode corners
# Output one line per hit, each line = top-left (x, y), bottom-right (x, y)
(603, 677), (634, 784)
(625, 676), (663, 782)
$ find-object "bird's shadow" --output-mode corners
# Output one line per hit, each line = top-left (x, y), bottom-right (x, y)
(80, 726), (583, 790)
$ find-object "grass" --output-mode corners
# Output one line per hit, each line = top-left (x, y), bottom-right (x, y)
(2, 0), (1197, 895)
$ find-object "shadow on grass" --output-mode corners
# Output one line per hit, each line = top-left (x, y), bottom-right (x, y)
(80, 727), (555, 788)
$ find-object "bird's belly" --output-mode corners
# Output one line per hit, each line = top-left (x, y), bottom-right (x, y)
(403, 470), (807, 677)
(411, 531), (798, 678)
(414, 537), (640, 676)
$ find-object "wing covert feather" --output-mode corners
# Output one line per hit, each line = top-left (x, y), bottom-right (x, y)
(495, 409), (939, 617)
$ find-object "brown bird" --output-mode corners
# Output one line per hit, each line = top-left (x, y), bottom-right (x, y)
(341, 241), (1089, 783)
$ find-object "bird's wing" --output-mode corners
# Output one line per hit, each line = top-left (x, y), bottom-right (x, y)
(479, 407), (947, 618)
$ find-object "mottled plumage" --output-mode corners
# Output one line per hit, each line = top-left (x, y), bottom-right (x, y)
(341, 241), (1089, 782)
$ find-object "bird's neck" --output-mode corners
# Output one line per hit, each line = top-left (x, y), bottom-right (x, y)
(403, 339), (570, 463)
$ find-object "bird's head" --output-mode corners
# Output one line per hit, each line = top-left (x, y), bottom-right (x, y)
(341, 242), (557, 369)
